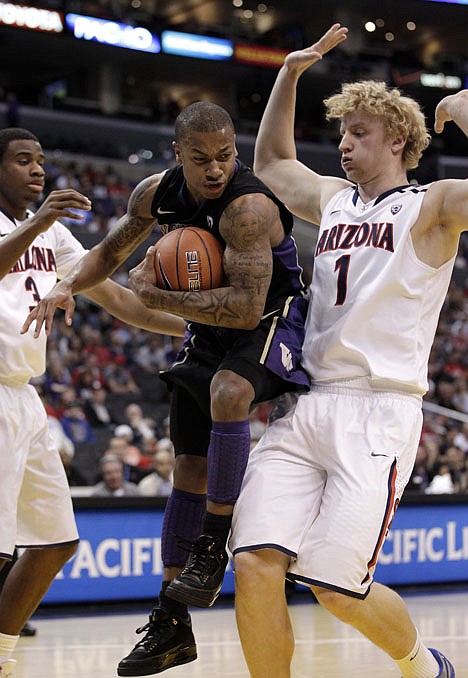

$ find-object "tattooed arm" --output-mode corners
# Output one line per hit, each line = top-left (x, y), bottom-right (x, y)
(22, 173), (164, 336)
(128, 193), (279, 330)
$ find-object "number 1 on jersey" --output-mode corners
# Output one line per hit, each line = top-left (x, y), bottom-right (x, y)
(334, 254), (350, 306)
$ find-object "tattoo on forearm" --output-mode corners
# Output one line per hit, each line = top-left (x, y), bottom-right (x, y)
(108, 217), (153, 253)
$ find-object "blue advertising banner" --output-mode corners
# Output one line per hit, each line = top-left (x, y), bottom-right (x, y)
(42, 501), (468, 604)
(43, 507), (235, 604)
(377, 504), (468, 586)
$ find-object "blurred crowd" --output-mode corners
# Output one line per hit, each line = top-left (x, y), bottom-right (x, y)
(32, 158), (468, 497)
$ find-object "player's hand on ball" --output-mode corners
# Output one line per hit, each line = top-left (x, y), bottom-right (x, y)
(21, 280), (76, 338)
(128, 246), (162, 308)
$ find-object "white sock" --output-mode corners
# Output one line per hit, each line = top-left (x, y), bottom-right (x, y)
(396, 631), (440, 678)
(0, 631), (19, 664)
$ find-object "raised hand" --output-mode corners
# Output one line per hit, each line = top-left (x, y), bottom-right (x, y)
(434, 90), (468, 134)
(29, 189), (92, 232)
(284, 23), (348, 77)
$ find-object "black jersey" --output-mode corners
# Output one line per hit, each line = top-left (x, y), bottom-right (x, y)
(151, 159), (306, 304)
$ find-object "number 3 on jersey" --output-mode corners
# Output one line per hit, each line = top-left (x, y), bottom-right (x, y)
(25, 276), (41, 311)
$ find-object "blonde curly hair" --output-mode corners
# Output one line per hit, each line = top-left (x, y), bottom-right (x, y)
(324, 81), (431, 170)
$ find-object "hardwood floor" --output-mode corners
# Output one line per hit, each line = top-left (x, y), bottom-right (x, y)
(11, 589), (468, 677)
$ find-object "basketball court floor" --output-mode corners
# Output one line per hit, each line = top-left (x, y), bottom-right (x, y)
(12, 588), (468, 677)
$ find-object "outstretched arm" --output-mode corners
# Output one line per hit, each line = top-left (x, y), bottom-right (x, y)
(0, 190), (91, 280)
(417, 89), (468, 258)
(22, 173), (162, 336)
(85, 280), (186, 336)
(254, 23), (349, 224)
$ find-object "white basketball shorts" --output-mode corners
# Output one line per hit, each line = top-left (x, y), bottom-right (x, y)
(0, 382), (79, 558)
(230, 381), (423, 598)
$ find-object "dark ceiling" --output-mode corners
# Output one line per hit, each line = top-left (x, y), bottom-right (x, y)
(0, 0), (466, 138)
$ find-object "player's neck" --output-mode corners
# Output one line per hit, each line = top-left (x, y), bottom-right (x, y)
(0, 203), (26, 223)
(357, 172), (409, 205)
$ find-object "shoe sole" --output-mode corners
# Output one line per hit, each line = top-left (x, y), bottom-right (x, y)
(165, 580), (221, 608)
(117, 645), (197, 676)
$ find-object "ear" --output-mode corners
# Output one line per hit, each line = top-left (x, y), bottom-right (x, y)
(391, 134), (407, 156)
(172, 141), (182, 164)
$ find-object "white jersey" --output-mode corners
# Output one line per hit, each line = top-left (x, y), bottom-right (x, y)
(302, 184), (455, 395)
(0, 209), (86, 385)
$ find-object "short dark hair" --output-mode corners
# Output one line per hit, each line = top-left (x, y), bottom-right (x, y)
(174, 102), (234, 144)
(0, 127), (39, 162)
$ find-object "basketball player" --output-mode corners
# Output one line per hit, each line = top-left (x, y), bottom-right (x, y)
(0, 127), (184, 677)
(230, 24), (466, 678)
(22, 103), (309, 676)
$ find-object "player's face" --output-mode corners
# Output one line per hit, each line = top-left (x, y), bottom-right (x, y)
(173, 128), (238, 204)
(0, 139), (45, 219)
(338, 112), (397, 185)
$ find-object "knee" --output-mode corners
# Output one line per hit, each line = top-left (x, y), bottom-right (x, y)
(312, 585), (360, 622)
(234, 552), (259, 582)
(42, 541), (79, 575)
(57, 541), (79, 566)
(210, 371), (254, 419)
(234, 550), (287, 598)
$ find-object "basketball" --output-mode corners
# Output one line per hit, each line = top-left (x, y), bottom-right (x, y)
(154, 227), (225, 291)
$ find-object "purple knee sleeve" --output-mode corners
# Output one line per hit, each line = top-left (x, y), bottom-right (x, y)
(161, 488), (206, 567)
(207, 420), (250, 505)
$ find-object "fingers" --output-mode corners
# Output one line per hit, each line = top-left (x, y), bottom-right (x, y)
(146, 245), (156, 260)
(316, 23), (348, 54)
(21, 296), (75, 337)
(21, 299), (48, 338)
(434, 106), (448, 135)
(64, 298), (76, 327)
(36, 190), (93, 226)
(20, 307), (38, 335)
(285, 23), (348, 73)
(45, 190), (92, 211)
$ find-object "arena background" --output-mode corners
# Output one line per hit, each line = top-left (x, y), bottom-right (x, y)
(0, 2), (468, 676)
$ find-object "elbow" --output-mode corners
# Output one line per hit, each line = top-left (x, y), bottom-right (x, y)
(240, 311), (263, 331)
(253, 155), (268, 178)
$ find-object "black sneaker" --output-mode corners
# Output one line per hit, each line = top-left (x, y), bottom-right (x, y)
(117, 605), (197, 676)
(165, 534), (229, 608)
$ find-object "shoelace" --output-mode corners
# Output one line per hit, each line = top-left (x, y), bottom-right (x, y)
(135, 609), (171, 646)
(182, 539), (218, 576)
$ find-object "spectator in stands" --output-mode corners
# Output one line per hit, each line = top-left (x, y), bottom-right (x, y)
(92, 455), (141, 497)
(453, 421), (468, 454)
(124, 402), (157, 446)
(71, 352), (106, 400)
(47, 410), (75, 472)
(43, 356), (74, 405)
(138, 440), (175, 497)
(104, 362), (141, 397)
(406, 443), (429, 493)
(60, 400), (96, 446)
(83, 386), (114, 428)
(425, 461), (455, 494)
(105, 434), (146, 483)
(443, 445), (467, 493)
(133, 334), (168, 374)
